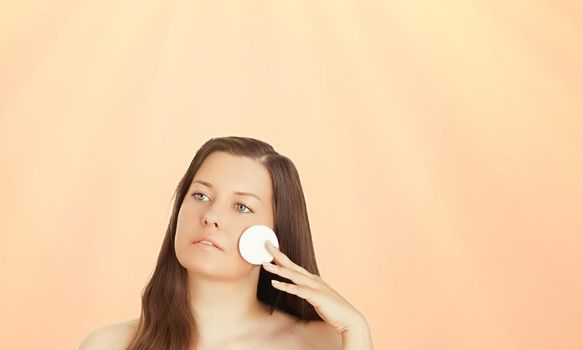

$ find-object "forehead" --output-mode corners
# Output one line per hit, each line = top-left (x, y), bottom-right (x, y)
(191, 152), (272, 199)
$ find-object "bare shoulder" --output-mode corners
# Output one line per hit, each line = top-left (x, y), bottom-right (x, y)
(262, 310), (341, 349)
(78, 318), (139, 350)
(298, 320), (342, 350)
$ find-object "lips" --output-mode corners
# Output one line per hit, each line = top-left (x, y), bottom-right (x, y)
(192, 235), (223, 251)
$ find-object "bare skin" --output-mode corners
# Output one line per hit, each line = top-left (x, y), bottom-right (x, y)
(79, 151), (341, 349)
(79, 312), (341, 350)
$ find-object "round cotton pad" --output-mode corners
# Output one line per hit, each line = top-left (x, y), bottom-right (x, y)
(238, 224), (279, 265)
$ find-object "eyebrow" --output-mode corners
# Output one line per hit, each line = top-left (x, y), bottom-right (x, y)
(191, 180), (262, 202)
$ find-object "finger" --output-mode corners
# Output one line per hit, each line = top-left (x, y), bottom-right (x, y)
(265, 241), (312, 276)
(262, 262), (320, 289)
(271, 280), (316, 301)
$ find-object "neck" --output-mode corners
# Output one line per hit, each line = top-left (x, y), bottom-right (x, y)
(187, 270), (272, 344)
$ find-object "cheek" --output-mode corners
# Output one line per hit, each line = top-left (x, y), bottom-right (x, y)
(176, 207), (200, 230)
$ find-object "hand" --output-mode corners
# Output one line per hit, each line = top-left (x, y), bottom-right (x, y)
(263, 241), (367, 334)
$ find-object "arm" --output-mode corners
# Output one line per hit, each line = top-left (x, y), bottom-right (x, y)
(340, 315), (374, 350)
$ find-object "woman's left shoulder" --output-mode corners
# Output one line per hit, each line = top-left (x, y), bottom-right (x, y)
(299, 320), (342, 349)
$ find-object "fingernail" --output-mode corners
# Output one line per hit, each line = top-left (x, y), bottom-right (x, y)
(265, 241), (274, 248)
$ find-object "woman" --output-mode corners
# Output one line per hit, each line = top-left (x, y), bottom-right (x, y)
(79, 136), (374, 350)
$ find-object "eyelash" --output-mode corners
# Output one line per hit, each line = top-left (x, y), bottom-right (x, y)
(191, 192), (254, 214)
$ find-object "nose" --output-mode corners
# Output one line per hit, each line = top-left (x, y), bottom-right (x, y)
(202, 211), (220, 228)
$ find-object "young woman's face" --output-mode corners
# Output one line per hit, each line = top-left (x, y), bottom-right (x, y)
(175, 151), (275, 279)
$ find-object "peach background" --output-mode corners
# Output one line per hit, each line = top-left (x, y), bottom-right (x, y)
(1, 1), (582, 349)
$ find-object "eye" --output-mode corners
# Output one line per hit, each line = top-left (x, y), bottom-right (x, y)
(191, 192), (254, 214)
(235, 203), (253, 214)
(192, 192), (208, 201)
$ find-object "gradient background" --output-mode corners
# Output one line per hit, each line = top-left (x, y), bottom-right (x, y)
(1, 1), (582, 349)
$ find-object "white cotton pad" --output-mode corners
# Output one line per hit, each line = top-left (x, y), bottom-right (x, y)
(238, 224), (279, 265)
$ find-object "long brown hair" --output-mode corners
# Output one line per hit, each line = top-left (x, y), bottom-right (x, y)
(126, 136), (323, 350)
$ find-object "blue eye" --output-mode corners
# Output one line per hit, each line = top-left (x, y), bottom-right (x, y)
(235, 203), (253, 214)
(193, 192), (207, 201)
(191, 192), (253, 214)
